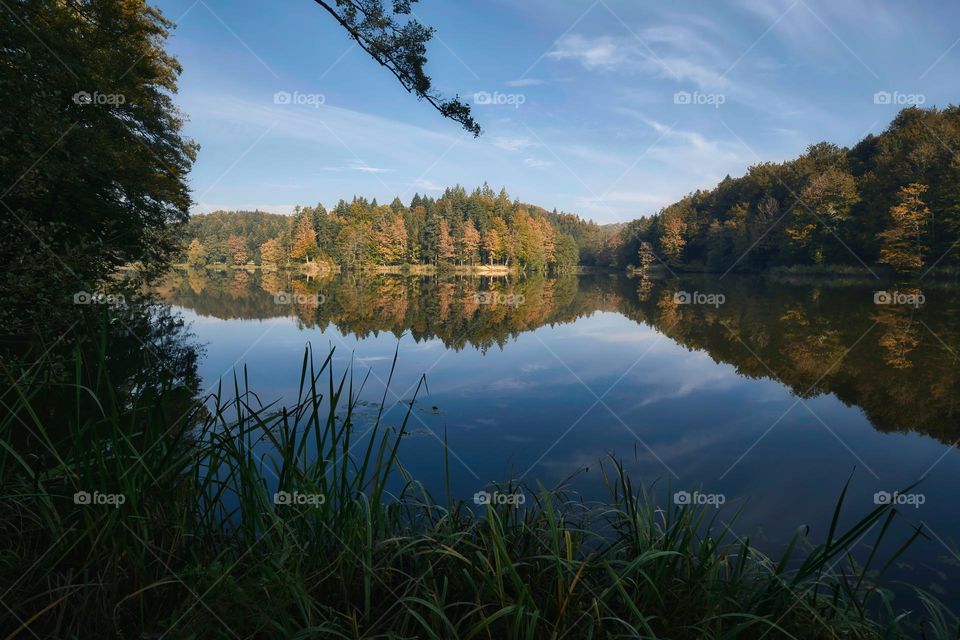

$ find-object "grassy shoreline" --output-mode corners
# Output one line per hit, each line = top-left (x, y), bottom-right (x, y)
(1, 341), (955, 639)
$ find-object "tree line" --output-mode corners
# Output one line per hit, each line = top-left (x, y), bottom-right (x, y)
(183, 185), (608, 272)
(609, 106), (960, 273)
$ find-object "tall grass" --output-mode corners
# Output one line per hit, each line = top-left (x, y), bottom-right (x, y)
(0, 338), (956, 639)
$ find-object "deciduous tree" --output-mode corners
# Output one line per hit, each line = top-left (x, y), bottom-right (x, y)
(878, 183), (931, 271)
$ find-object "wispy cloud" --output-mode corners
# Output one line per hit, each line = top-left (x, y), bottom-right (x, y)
(523, 157), (553, 168)
(546, 31), (730, 90)
(505, 78), (547, 87)
(323, 160), (393, 173)
(492, 137), (537, 152)
(411, 178), (444, 192)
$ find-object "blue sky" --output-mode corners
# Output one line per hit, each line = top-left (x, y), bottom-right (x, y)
(157, 0), (960, 223)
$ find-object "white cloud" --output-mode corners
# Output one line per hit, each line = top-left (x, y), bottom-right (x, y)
(492, 137), (536, 152)
(546, 32), (730, 90)
(547, 34), (636, 70)
(323, 160), (393, 173)
(523, 157), (553, 168)
(411, 178), (443, 192)
(505, 78), (546, 87)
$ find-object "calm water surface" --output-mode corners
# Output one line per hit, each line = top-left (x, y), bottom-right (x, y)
(158, 269), (960, 604)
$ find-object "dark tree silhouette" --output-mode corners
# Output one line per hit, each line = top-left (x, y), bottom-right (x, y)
(311, 0), (482, 136)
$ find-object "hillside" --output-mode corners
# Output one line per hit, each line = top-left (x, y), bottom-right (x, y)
(611, 106), (960, 273)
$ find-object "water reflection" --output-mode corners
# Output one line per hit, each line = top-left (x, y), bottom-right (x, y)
(158, 268), (960, 444)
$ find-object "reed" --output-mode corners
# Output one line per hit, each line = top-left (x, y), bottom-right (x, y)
(0, 339), (955, 639)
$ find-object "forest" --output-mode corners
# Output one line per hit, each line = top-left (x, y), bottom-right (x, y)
(610, 106), (960, 273)
(183, 185), (611, 272)
(183, 106), (960, 277)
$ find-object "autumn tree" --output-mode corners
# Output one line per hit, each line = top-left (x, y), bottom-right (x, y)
(186, 239), (208, 266)
(638, 241), (655, 273)
(259, 239), (283, 267)
(789, 167), (858, 264)
(438, 219), (455, 264)
(482, 227), (502, 265)
(659, 214), (687, 263)
(877, 183), (931, 271)
(372, 214), (408, 265)
(460, 219), (481, 265)
(291, 213), (321, 263)
(227, 235), (249, 265)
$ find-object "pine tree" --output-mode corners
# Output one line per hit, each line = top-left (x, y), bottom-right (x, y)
(878, 183), (931, 271)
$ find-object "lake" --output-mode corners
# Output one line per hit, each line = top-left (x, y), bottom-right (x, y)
(158, 268), (960, 605)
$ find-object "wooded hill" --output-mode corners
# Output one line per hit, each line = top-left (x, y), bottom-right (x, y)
(183, 185), (612, 271)
(611, 106), (960, 273)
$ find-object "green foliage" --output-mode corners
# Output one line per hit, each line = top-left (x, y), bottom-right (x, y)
(186, 238), (208, 266)
(185, 210), (291, 264)
(1, 0), (196, 336)
(609, 107), (960, 273)
(2, 336), (955, 638)
(184, 186), (596, 272)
